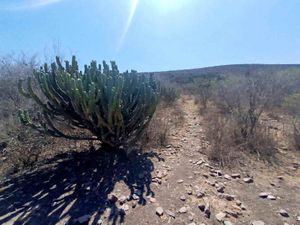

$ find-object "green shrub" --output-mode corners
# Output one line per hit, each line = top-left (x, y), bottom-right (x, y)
(18, 56), (160, 149)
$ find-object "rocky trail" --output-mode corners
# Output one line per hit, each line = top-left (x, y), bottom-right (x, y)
(0, 96), (299, 225)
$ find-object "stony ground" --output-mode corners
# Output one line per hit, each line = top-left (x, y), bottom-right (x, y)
(0, 96), (299, 225)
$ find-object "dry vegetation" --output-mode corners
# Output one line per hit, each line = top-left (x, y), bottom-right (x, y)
(1, 56), (300, 175)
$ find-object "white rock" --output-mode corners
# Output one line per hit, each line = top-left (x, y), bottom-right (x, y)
(156, 207), (164, 216)
(243, 177), (253, 183)
(179, 206), (187, 213)
(216, 212), (226, 221)
(278, 209), (289, 217)
(224, 221), (233, 225)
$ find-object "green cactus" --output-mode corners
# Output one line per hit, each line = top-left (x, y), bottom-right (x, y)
(18, 56), (160, 148)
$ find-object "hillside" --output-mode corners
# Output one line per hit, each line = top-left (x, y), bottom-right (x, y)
(151, 64), (300, 84)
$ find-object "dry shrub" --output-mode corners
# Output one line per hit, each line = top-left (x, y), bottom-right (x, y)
(293, 122), (300, 150)
(140, 101), (184, 149)
(206, 114), (243, 167)
(205, 111), (276, 167)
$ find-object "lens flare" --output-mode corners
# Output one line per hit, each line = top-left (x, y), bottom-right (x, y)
(117, 0), (139, 51)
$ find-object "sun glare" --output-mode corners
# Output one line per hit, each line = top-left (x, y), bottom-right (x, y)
(154, 0), (187, 13)
(117, 0), (139, 51)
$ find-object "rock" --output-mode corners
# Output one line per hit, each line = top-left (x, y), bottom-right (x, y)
(196, 190), (205, 198)
(186, 187), (193, 195)
(251, 221), (265, 225)
(216, 212), (226, 221)
(165, 209), (176, 218)
(219, 194), (235, 201)
(156, 171), (163, 179)
(131, 201), (137, 208)
(196, 160), (205, 165)
(188, 215), (194, 221)
(231, 174), (241, 179)
(297, 216), (300, 221)
(149, 197), (156, 203)
(198, 203), (205, 211)
(119, 196), (127, 204)
(241, 204), (247, 210)
(267, 195), (276, 200)
(224, 221), (233, 225)
(243, 177), (253, 183)
(156, 207), (164, 216)
(180, 195), (186, 201)
(179, 206), (187, 213)
(278, 209), (289, 217)
(258, 192), (270, 198)
(203, 197), (211, 218)
(217, 186), (225, 193)
(165, 144), (172, 148)
(76, 215), (91, 224)
(121, 204), (129, 211)
(236, 200), (242, 206)
(188, 223), (197, 225)
(224, 174), (231, 180)
(109, 194), (118, 203)
(177, 179), (184, 183)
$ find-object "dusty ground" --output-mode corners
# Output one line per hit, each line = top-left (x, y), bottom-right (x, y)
(0, 96), (299, 225)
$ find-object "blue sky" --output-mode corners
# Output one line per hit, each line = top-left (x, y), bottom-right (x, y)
(0, 0), (299, 72)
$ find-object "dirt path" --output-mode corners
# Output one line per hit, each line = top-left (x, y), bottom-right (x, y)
(0, 96), (299, 225)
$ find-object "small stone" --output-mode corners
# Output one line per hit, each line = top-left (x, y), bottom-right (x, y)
(165, 145), (172, 148)
(297, 216), (300, 221)
(177, 179), (184, 183)
(188, 223), (197, 225)
(196, 191), (205, 198)
(224, 174), (231, 180)
(217, 186), (225, 193)
(186, 187), (193, 195)
(241, 204), (247, 210)
(236, 200), (242, 206)
(149, 197), (156, 203)
(251, 221), (265, 225)
(216, 212), (226, 221)
(278, 209), (289, 217)
(119, 196), (127, 204)
(121, 204), (129, 211)
(179, 206), (187, 213)
(156, 207), (164, 216)
(231, 174), (241, 179)
(180, 195), (186, 201)
(109, 194), (118, 203)
(165, 210), (176, 218)
(277, 176), (284, 180)
(224, 221), (233, 225)
(219, 194), (235, 201)
(156, 171), (163, 179)
(131, 201), (137, 208)
(188, 215), (194, 221)
(267, 195), (276, 200)
(243, 177), (253, 183)
(198, 203), (205, 211)
(259, 192), (269, 198)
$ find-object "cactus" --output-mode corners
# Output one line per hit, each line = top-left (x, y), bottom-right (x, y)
(18, 56), (160, 148)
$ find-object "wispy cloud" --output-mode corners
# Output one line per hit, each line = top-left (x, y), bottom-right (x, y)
(1, 0), (63, 11)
